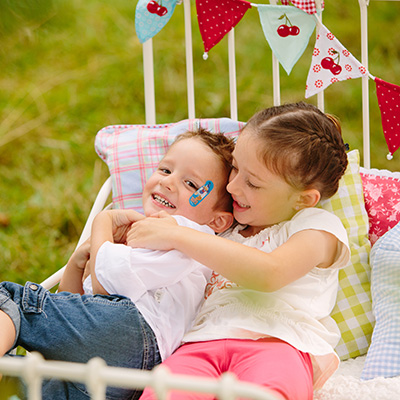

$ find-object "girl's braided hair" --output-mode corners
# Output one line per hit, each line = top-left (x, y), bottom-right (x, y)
(245, 102), (348, 199)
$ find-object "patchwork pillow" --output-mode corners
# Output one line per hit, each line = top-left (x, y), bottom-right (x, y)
(95, 118), (245, 213)
(361, 221), (400, 380)
(96, 123), (372, 361)
(320, 150), (373, 360)
(360, 167), (400, 246)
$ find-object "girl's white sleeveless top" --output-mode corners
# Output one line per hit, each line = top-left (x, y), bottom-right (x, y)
(182, 208), (350, 389)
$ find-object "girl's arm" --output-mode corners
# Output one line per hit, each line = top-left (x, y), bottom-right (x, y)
(126, 213), (338, 292)
(89, 209), (145, 295)
(58, 239), (91, 294)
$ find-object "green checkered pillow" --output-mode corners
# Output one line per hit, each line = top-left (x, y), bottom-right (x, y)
(320, 149), (373, 360)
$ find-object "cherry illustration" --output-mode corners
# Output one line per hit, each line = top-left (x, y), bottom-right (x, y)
(157, 5), (168, 16)
(321, 57), (334, 69)
(147, 0), (168, 16)
(277, 14), (300, 37)
(147, 0), (159, 14)
(289, 25), (300, 36)
(321, 50), (342, 75)
(330, 64), (342, 75)
(277, 24), (290, 37)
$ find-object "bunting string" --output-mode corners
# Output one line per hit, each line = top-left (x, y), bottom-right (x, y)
(134, 0), (400, 159)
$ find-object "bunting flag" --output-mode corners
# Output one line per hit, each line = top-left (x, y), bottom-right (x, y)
(196, 0), (252, 58)
(305, 23), (369, 98)
(135, 0), (179, 43)
(375, 77), (400, 160)
(281, 0), (324, 15)
(257, 5), (316, 75)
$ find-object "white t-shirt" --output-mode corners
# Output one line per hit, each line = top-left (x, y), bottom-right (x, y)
(83, 215), (214, 361)
(182, 208), (350, 389)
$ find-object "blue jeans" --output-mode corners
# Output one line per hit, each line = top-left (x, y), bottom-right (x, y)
(0, 281), (161, 400)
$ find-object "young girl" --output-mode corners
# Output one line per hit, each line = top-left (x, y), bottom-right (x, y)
(127, 102), (351, 400)
(0, 129), (234, 400)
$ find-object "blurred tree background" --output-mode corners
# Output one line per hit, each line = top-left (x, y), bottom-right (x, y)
(1, 0), (400, 285)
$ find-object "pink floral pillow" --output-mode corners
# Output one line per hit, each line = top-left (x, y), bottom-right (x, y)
(360, 167), (400, 246)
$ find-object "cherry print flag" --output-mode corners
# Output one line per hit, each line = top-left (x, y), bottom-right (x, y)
(375, 77), (400, 159)
(196, 0), (252, 58)
(305, 23), (369, 98)
(135, 0), (179, 43)
(281, 0), (324, 15)
(258, 5), (316, 75)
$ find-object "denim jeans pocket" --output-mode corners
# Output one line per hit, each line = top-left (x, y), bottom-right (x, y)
(21, 281), (47, 313)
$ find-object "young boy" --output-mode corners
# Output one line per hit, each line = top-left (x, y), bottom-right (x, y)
(0, 128), (234, 400)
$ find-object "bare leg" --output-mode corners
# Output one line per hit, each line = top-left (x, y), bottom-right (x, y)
(0, 310), (16, 357)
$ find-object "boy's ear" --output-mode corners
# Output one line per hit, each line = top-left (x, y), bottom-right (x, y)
(207, 211), (234, 233)
(296, 189), (321, 209)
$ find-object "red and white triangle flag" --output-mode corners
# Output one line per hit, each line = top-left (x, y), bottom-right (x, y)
(196, 0), (252, 59)
(375, 77), (400, 160)
(305, 24), (368, 98)
(281, 0), (324, 15)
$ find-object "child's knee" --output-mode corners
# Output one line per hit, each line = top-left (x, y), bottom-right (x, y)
(0, 309), (17, 355)
(0, 282), (23, 355)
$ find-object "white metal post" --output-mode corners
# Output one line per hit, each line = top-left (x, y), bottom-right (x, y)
(359, 0), (371, 168)
(315, 0), (325, 112)
(183, 0), (196, 119)
(143, 39), (156, 125)
(228, 29), (238, 121)
(269, 0), (281, 106)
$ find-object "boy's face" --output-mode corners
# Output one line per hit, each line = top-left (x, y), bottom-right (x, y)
(142, 138), (227, 226)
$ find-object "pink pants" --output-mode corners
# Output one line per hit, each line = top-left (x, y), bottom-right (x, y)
(140, 338), (313, 400)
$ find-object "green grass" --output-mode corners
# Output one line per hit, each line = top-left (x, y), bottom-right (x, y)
(1, 0), (400, 285)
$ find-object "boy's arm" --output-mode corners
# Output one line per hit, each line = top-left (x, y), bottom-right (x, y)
(90, 209), (145, 295)
(58, 239), (91, 294)
(89, 211), (115, 295)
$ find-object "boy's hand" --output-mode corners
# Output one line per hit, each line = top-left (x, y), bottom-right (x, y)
(126, 211), (178, 250)
(71, 238), (91, 271)
(82, 260), (91, 282)
(59, 238), (91, 293)
(89, 209), (145, 295)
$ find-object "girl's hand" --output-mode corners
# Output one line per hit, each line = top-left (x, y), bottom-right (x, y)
(103, 209), (146, 244)
(126, 211), (178, 251)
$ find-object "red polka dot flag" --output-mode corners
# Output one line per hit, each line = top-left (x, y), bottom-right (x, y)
(196, 0), (252, 56)
(375, 77), (400, 159)
(281, 0), (324, 15)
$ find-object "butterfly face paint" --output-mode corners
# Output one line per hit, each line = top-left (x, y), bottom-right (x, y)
(189, 180), (214, 207)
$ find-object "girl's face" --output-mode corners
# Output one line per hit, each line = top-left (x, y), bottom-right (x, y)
(142, 138), (226, 226)
(227, 131), (301, 236)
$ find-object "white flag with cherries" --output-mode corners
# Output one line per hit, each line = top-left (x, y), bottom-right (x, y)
(305, 23), (368, 98)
